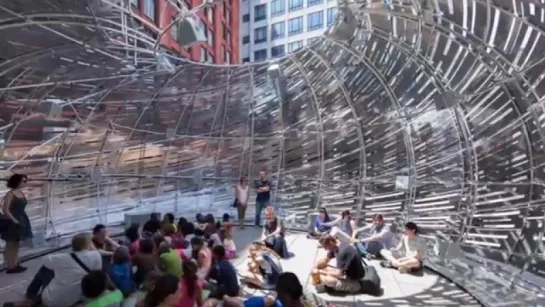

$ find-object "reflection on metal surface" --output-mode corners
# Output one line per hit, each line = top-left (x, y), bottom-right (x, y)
(1, 0), (545, 303)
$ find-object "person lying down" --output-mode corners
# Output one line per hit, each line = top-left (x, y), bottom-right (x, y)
(240, 242), (283, 290)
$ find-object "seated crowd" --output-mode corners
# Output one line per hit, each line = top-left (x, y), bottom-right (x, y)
(4, 206), (297, 307)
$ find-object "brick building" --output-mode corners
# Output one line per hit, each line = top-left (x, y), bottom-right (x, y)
(131, 0), (240, 64)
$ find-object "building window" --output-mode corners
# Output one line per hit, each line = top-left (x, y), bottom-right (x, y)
(288, 0), (303, 12)
(271, 0), (285, 17)
(288, 40), (303, 52)
(327, 8), (337, 26)
(208, 52), (214, 63)
(131, 0), (138, 7)
(243, 14), (250, 22)
(307, 0), (323, 7)
(170, 16), (178, 41)
(243, 35), (250, 44)
(254, 4), (267, 21)
(143, 0), (156, 21)
(205, 8), (214, 23)
(271, 45), (285, 58)
(307, 11), (323, 31)
(308, 37), (320, 45)
(271, 22), (285, 39)
(254, 26), (267, 44)
(200, 47), (207, 62)
(254, 49), (267, 61)
(207, 29), (214, 47)
(243, 57), (250, 62)
(224, 8), (231, 23)
(288, 16), (303, 35)
(226, 51), (231, 64)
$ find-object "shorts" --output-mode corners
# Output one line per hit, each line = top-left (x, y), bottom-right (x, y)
(333, 278), (362, 293)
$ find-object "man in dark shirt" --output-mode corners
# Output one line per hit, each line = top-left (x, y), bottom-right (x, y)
(254, 170), (271, 227)
(312, 234), (364, 294)
(207, 245), (240, 299)
(142, 213), (162, 235)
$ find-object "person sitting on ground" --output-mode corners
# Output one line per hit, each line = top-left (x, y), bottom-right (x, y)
(176, 222), (195, 260)
(219, 229), (236, 259)
(125, 223), (141, 259)
(379, 221), (427, 273)
(308, 208), (333, 239)
(92, 224), (120, 255)
(135, 271), (164, 307)
(143, 213), (162, 237)
(313, 234), (365, 294)
(157, 242), (183, 277)
(329, 210), (357, 244)
(108, 246), (135, 296)
(241, 242), (283, 290)
(12, 233), (102, 307)
(261, 206), (289, 258)
(222, 272), (305, 307)
(180, 260), (204, 307)
(206, 245), (240, 301)
(133, 238), (158, 287)
(178, 217), (188, 229)
(162, 213), (178, 233)
(140, 274), (182, 307)
(222, 213), (233, 235)
(80, 270), (123, 307)
(194, 213), (206, 234)
(191, 236), (212, 280)
(351, 214), (395, 257)
(162, 223), (177, 245)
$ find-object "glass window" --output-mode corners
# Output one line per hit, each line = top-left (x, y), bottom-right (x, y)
(254, 4), (267, 21)
(143, 0), (155, 21)
(307, 11), (323, 31)
(200, 47), (207, 62)
(288, 16), (303, 35)
(243, 14), (250, 22)
(271, 22), (285, 40)
(208, 52), (213, 63)
(170, 16), (178, 41)
(131, 0), (138, 7)
(288, 40), (303, 52)
(206, 8), (214, 23)
(271, 0), (285, 17)
(271, 45), (285, 58)
(254, 26), (267, 44)
(327, 8), (337, 26)
(226, 51), (231, 64)
(243, 57), (250, 63)
(307, 0), (323, 7)
(224, 8), (231, 23)
(243, 35), (250, 44)
(207, 29), (213, 46)
(288, 0), (303, 12)
(254, 49), (267, 61)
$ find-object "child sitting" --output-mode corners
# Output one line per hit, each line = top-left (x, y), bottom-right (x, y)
(107, 246), (134, 296)
(179, 261), (204, 307)
(136, 271), (163, 307)
(80, 270), (123, 307)
(219, 229), (236, 259)
(157, 241), (183, 277)
(222, 213), (234, 236)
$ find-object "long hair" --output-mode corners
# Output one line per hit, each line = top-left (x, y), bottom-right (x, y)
(7, 174), (27, 189)
(143, 274), (179, 307)
(182, 261), (199, 299)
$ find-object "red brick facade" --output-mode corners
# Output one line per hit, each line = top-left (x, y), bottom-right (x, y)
(131, 0), (239, 64)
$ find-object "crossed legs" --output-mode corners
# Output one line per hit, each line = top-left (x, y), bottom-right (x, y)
(380, 249), (421, 273)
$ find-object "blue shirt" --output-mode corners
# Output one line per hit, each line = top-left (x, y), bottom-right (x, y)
(107, 262), (134, 295)
(315, 216), (332, 232)
(208, 259), (240, 296)
(244, 297), (282, 307)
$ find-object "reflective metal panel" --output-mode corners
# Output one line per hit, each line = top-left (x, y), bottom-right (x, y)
(1, 0), (545, 302)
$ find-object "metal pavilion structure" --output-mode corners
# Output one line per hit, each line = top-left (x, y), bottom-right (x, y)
(1, 0), (545, 305)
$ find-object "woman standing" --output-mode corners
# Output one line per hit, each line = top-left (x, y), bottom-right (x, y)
(234, 176), (249, 229)
(1, 174), (33, 273)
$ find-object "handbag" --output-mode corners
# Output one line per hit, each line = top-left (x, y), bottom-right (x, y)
(232, 198), (239, 208)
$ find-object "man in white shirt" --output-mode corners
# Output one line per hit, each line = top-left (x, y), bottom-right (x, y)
(379, 222), (427, 273)
(350, 214), (395, 257)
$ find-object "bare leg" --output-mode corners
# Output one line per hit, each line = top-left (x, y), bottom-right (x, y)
(396, 258), (421, 273)
(242, 271), (264, 288)
(320, 275), (339, 288)
(204, 298), (221, 307)
(223, 295), (245, 307)
(5, 241), (19, 269)
(380, 249), (399, 264)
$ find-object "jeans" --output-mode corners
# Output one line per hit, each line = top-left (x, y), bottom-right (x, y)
(26, 265), (55, 300)
(355, 241), (384, 256)
(255, 200), (268, 226)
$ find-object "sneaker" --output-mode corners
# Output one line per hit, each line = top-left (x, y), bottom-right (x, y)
(6, 266), (27, 274)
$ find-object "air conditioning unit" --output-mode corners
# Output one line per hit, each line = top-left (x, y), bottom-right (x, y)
(174, 14), (206, 47)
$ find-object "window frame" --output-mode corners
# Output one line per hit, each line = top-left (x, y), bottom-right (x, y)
(288, 0), (303, 12)
(307, 11), (324, 31)
(271, 0), (285, 17)
(254, 4), (267, 22)
(288, 40), (303, 52)
(254, 26), (268, 44)
(271, 45), (285, 58)
(143, 0), (156, 21)
(287, 16), (303, 35)
(243, 14), (250, 22)
(327, 8), (337, 26)
(271, 22), (285, 40)
(307, 0), (324, 7)
(254, 49), (267, 61)
(243, 35), (250, 44)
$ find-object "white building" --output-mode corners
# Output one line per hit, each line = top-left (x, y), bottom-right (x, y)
(240, 0), (338, 62)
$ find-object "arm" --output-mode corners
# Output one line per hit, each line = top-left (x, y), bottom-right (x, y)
(266, 220), (283, 238)
(196, 287), (204, 307)
(313, 255), (332, 269)
(261, 183), (270, 192)
(105, 236), (120, 250)
(359, 226), (394, 244)
(2, 192), (18, 224)
(322, 216), (341, 227)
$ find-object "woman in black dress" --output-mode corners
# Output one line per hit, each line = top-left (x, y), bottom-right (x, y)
(1, 174), (33, 273)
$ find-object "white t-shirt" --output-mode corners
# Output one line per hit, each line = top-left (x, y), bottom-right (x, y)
(41, 250), (102, 307)
(236, 184), (249, 204)
(401, 235), (427, 260)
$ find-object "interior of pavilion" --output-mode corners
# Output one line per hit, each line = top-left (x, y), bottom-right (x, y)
(1, 0), (545, 306)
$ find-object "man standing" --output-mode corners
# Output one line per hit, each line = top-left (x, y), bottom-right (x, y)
(254, 170), (271, 227)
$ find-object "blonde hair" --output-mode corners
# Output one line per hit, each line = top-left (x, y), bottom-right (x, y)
(264, 206), (275, 219)
(72, 233), (92, 252)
